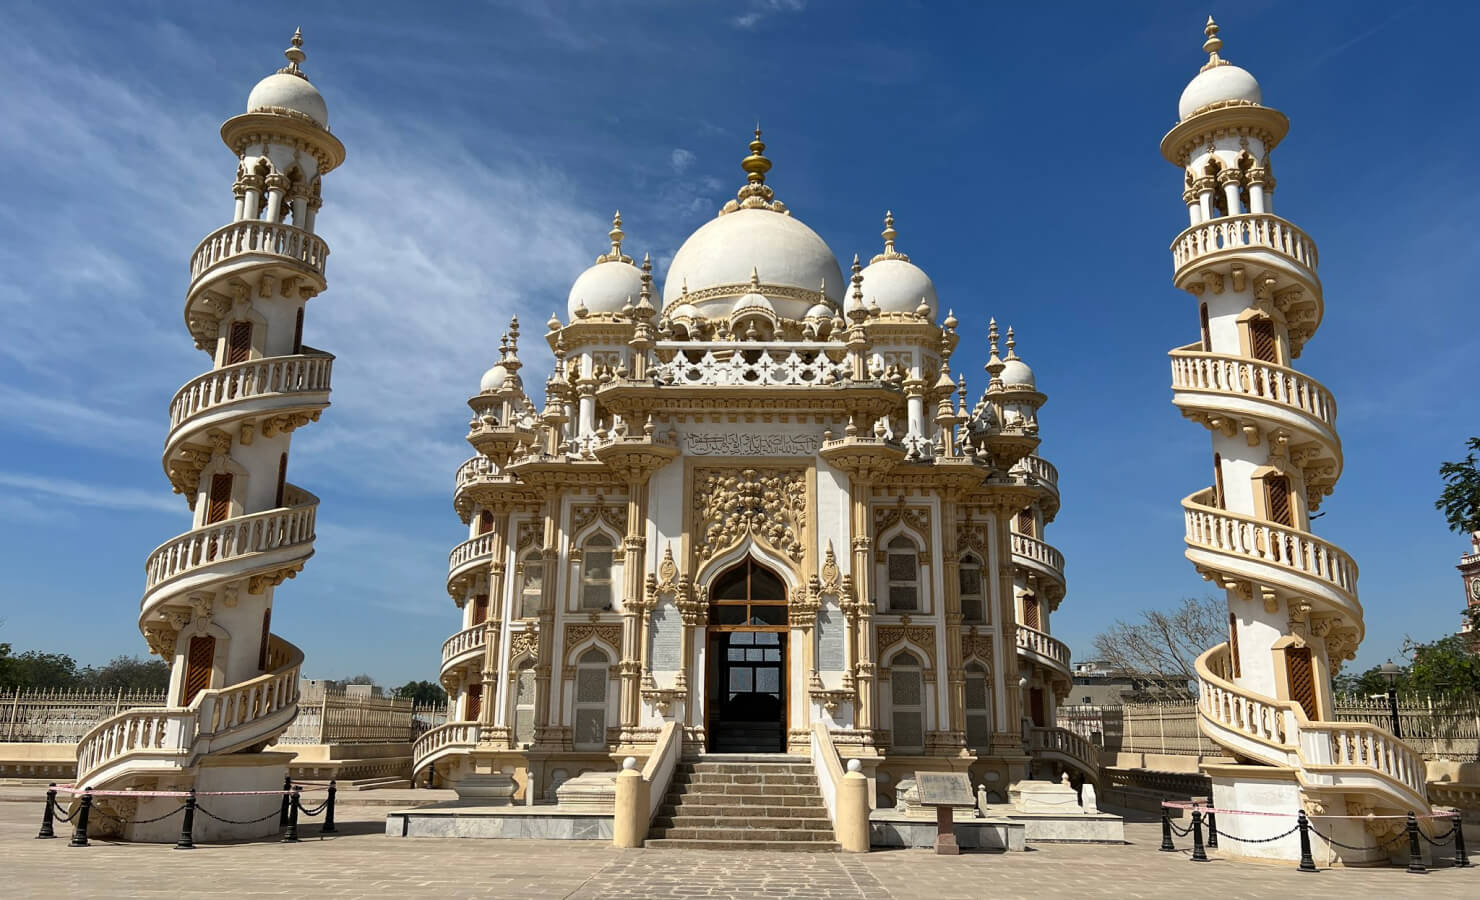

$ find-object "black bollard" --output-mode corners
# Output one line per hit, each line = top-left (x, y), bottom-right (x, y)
(1297, 810), (1317, 873)
(1452, 812), (1470, 868)
(1206, 810), (1218, 849)
(281, 785), (301, 843)
(1160, 804), (1176, 852)
(279, 775), (292, 827)
(1190, 808), (1208, 862)
(1406, 812), (1426, 874)
(175, 789), (196, 850)
(321, 780), (337, 834)
(37, 784), (57, 839)
(69, 789), (92, 847)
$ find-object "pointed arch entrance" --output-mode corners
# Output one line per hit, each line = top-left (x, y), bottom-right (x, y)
(706, 557), (788, 753)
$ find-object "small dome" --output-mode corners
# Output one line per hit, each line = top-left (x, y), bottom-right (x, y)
(804, 302), (832, 319)
(567, 259), (644, 318)
(1000, 358), (1035, 389)
(667, 302), (701, 321)
(860, 257), (937, 316)
(246, 32), (328, 127)
(734, 292), (775, 315)
(1178, 64), (1261, 120)
(479, 364), (508, 393)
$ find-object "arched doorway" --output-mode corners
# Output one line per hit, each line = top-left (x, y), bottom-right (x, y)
(706, 557), (788, 753)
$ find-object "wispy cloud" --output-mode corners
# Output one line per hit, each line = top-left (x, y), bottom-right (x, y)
(0, 472), (183, 515)
(732, 0), (806, 30)
(670, 148), (696, 174)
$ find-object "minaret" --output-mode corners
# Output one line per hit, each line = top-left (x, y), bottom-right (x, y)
(1163, 18), (1429, 861)
(74, 31), (345, 841)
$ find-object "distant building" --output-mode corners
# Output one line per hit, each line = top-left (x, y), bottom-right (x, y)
(1459, 533), (1480, 649)
(1068, 661), (1190, 706)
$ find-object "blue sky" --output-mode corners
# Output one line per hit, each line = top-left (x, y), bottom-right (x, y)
(1, 1), (1475, 685)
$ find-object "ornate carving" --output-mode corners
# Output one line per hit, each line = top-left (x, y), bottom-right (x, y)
(876, 624), (935, 654)
(509, 629), (539, 661)
(819, 542), (842, 595)
(962, 631), (994, 666)
(515, 519), (543, 552)
(692, 467), (808, 566)
(572, 501), (625, 536)
(564, 622), (621, 654)
(683, 431), (823, 456)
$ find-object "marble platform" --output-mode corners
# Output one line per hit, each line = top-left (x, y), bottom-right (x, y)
(868, 811), (1025, 851)
(386, 801), (613, 840)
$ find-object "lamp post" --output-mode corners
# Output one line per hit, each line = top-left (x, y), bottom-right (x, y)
(1378, 660), (1403, 739)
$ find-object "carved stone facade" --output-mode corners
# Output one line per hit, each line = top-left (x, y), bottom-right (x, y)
(418, 127), (1075, 806)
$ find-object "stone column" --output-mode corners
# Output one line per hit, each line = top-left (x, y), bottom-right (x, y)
(939, 491), (966, 741)
(988, 503), (1023, 754)
(620, 479), (650, 731)
(848, 481), (877, 734)
(479, 508), (511, 728)
(533, 496), (561, 745)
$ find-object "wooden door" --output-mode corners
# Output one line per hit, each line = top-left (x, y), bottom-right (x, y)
(472, 594), (489, 624)
(182, 635), (215, 705)
(1029, 687), (1046, 727)
(292, 308), (305, 354)
(465, 683), (482, 721)
(207, 473), (233, 525)
(257, 608), (272, 671)
(1249, 317), (1277, 363)
(1023, 595), (1041, 631)
(227, 321), (253, 365)
(274, 453), (288, 508)
(1264, 475), (1293, 527)
(1285, 646), (1316, 719)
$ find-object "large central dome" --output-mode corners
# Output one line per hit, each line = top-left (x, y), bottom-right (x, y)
(661, 130), (844, 320)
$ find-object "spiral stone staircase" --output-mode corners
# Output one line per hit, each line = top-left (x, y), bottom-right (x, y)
(1162, 20), (1427, 862)
(71, 32), (344, 841)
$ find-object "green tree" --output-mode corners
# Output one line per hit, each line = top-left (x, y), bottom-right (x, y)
(1436, 436), (1480, 534)
(79, 655), (171, 692)
(394, 680), (447, 706)
(1333, 634), (1480, 699)
(0, 650), (80, 689)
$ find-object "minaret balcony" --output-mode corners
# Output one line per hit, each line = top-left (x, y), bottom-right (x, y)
(1010, 454), (1059, 520)
(165, 351), (333, 456)
(440, 623), (488, 677)
(188, 220), (329, 297)
(1170, 213), (1318, 292)
(140, 488), (318, 623)
(1010, 533), (1066, 598)
(412, 721), (482, 776)
(1181, 488), (1360, 621)
(447, 533), (496, 598)
(1015, 623), (1072, 682)
(1170, 346), (1341, 468)
(452, 455), (499, 521)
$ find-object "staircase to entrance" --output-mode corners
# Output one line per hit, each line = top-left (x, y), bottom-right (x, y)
(648, 754), (840, 851)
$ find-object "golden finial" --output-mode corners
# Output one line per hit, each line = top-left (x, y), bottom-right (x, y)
(741, 125), (771, 185)
(1200, 16), (1228, 71)
(281, 27), (307, 78)
(597, 210), (632, 263)
(872, 210), (911, 263)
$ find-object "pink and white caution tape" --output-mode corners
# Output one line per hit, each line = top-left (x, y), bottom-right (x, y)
(51, 785), (321, 798)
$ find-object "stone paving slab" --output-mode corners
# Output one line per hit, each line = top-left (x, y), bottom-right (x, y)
(1, 796), (1473, 899)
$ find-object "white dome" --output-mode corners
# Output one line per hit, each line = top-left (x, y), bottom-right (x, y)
(1178, 64), (1261, 121)
(1000, 359), (1035, 389)
(662, 209), (844, 317)
(479, 364), (508, 393)
(567, 259), (646, 318)
(667, 302), (701, 321)
(247, 72), (329, 127)
(804, 303), (832, 319)
(859, 256), (936, 316)
(734, 292), (774, 314)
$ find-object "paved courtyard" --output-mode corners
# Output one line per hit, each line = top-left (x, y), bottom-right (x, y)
(1, 791), (1473, 899)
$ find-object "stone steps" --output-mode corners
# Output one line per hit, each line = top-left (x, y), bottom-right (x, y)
(648, 755), (839, 852)
(645, 837), (843, 852)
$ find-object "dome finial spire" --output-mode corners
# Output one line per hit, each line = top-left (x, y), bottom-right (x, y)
(597, 210), (632, 264)
(872, 210), (911, 263)
(281, 27), (307, 78)
(743, 125), (770, 185)
(722, 124), (787, 215)
(1200, 15), (1228, 71)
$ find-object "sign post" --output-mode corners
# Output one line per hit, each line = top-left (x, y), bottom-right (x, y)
(914, 771), (974, 856)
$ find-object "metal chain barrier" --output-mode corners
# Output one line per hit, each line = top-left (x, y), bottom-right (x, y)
(1211, 822), (1301, 844)
(1310, 825), (1410, 852)
(194, 804), (288, 826)
(88, 803), (187, 825)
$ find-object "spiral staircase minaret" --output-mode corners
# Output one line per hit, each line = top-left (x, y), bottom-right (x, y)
(1163, 19), (1429, 862)
(71, 32), (345, 841)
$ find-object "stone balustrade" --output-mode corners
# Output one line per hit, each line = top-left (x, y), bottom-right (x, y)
(75, 708), (194, 782)
(1010, 533), (1066, 585)
(455, 455), (497, 490)
(653, 345), (853, 387)
(1182, 488), (1358, 606)
(1170, 213), (1318, 284)
(1012, 454), (1059, 492)
(1028, 725), (1098, 778)
(412, 721), (480, 770)
(189, 220), (329, 290)
(441, 623), (487, 666)
(144, 499), (318, 598)
(1197, 645), (1291, 752)
(1170, 347), (1337, 434)
(1016, 624), (1071, 675)
(168, 352), (333, 434)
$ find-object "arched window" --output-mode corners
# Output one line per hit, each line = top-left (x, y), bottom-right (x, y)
(965, 661), (992, 748)
(573, 648), (610, 751)
(886, 536), (919, 612)
(959, 553), (985, 624)
(519, 551), (544, 618)
(512, 660), (536, 746)
(890, 651), (924, 753)
(581, 535), (615, 610)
